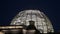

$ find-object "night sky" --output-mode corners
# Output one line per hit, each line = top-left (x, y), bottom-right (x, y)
(0, 0), (60, 32)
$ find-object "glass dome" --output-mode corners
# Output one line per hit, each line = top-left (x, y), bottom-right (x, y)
(10, 10), (54, 33)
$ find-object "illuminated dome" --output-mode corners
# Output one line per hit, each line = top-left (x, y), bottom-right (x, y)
(10, 10), (54, 33)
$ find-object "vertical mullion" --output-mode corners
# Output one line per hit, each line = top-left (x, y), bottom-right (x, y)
(25, 13), (28, 25)
(42, 13), (48, 33)
(39, 13), (44, 33)
(36, 13), (38, 29)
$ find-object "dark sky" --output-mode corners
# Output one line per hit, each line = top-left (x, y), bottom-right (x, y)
(0, 0), (60, 32)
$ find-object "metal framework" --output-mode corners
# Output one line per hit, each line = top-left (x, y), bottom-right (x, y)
(10, 10), (54, 33)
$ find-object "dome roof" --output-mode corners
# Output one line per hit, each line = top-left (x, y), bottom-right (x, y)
(10, 10), (54, 33)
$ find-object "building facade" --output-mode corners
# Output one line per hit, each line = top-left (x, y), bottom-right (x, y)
(0, 10), (54, 34)
(11, 10), (54, 33)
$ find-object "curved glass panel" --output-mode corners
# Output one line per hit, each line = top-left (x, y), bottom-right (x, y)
(10, 10), (54, 33)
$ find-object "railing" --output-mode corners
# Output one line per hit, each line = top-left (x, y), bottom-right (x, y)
(0, 25), (23, 29)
